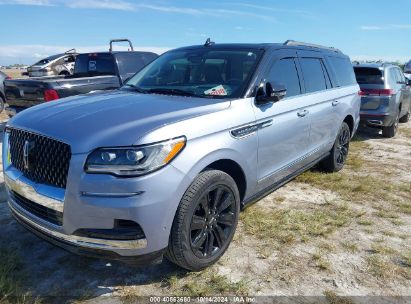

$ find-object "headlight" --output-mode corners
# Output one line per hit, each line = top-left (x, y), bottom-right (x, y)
(85, 137), (186, 176)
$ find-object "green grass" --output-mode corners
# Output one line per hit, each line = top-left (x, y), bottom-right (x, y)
(324, 290), (354, 304)
(165, 270), (248, 296)
(0, 246), (37, 304)
(241, 202), (356, 246)
(340, 241), (359, 253)
(357, 219), (374, 226)
(366, 255), (410, 280)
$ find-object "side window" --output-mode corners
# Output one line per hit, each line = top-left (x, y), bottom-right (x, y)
(327, 56), (357, 87)
(387, 69), (397, 87)
(299, 58), (328, 93)
(266, 58), (301, 98)
(395, 68), (405, 83)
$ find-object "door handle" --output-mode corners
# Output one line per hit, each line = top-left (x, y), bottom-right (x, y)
(332, 100), (340, 107)
(297, 109), (309, 117)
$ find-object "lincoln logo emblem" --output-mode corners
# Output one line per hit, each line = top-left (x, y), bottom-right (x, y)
(23, 140), (35, 170)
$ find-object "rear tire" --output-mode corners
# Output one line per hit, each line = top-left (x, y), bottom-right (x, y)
(320, 122), (350, 173)
(382, 112), (399, 138)
(166, 170), (240, 271)
(399, 107), (410, 123)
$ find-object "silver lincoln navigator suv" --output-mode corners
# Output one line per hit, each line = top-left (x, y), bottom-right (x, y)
(3, 40), (360, 270)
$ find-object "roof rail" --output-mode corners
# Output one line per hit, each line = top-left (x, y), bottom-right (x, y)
(109, 39), (134, 52)
(283, 40), (341, 53)
(65, 48), (77, 54)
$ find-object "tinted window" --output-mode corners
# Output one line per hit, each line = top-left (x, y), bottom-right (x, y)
(300, 58), (327, 93)
(395, 68), (405, 83)
(354, 67), (384, 85)
(328, 57), (356, 86)
(116, 52), (158, 79)
(74, 53), (116, 77)
(267, 58), (301, 98)
(405, 61), (411, 73)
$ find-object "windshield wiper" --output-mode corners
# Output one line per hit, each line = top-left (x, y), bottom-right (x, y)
(123, 84), (148, 93)
(146, 88), (197, 97)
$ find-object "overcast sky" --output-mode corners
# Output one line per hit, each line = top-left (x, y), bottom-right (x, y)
(0, 0), (410, 65)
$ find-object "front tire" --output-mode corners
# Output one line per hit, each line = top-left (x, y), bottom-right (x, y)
(320, 122), (351, 172)
(166, 170), (240, 271)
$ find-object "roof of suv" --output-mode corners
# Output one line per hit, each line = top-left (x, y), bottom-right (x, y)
(354, 63), (396, 69)
(173, 40), (345, 56)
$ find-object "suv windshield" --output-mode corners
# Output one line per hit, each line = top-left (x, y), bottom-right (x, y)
(354, 67), (384, 84)
(124, 48), (263, 99)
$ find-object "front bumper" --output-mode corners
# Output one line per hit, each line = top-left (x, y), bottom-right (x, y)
(3, 154), (192, 260)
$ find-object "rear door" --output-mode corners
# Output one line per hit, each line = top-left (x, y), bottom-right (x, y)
(297, 51), (338, 155)
(253, 49), (311, 191)
(394, 68), (411, 117)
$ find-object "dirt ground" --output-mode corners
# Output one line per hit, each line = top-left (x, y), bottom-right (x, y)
(0, 110), (410, 303)
(0, 69), (27, 79)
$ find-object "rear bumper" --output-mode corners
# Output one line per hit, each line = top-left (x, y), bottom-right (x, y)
(360, 113), (395, 128)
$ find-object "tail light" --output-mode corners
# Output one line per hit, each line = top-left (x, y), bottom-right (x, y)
(44, 89), (59, 102)
(358, 89), (395, 96)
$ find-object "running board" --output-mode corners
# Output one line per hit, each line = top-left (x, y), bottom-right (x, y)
(241, 152), (330, 210)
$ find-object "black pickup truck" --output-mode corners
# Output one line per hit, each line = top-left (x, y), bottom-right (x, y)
(5, 49), (158, 116)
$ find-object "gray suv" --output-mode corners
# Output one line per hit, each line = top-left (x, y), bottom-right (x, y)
(3, 40), (360, 270)
(354, 63), (411, 137)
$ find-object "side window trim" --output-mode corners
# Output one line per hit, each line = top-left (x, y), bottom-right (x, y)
(320, 60), (332, 89)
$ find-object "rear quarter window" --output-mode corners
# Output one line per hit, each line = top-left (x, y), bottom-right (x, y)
(328, 57), (357, 86)
(354, 67), (384, 85)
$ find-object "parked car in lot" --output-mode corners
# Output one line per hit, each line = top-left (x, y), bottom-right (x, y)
(3, 40), (360, 270)
(0, 71), (11, 113)
(404, 60), (411, 79)
(354, 63), (411, 137)
(24, 49), (78, 78)
(4, 41), (158, 116)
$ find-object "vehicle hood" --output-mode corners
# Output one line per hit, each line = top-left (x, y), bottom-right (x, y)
(9, 91), (230, 153)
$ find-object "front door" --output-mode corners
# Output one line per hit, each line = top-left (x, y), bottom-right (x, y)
(253, 50), (311, 191)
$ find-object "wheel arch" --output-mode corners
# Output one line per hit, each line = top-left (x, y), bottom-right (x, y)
(201, 159), (247, 202)
(343, 114), (354, 136)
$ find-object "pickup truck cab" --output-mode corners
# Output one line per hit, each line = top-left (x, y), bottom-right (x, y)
(4, 51), (158, 116)
(3, 40), (360, 271)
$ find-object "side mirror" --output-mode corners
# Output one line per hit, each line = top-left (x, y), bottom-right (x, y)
(407, 79), (411, 87)
(255, 81), (287, 105)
